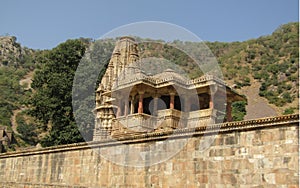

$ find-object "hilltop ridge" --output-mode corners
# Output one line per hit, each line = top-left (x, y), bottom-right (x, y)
(0, 22), (298, 150)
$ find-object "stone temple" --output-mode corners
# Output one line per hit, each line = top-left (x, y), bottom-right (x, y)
(0, 36), (298, 187)
(93, 36), (246, 140)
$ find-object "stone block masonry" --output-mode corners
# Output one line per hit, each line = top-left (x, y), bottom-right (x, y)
(0, 114), (298, 187)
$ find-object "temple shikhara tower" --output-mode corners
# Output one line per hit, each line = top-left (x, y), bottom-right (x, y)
(93, 37), (246, 140)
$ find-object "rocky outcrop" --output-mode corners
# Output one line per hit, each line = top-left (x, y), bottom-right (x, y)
(0, 36), (30, 67)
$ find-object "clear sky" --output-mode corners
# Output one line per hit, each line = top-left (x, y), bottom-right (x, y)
(0, 0), (298, 49)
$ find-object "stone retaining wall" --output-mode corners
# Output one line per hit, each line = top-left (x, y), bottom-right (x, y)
(0, 114), (298, 187)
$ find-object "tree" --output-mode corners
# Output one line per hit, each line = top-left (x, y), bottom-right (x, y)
(16, 114), (37, 145)
(0, 67), (26, 126)
(232, 101), (247, 121)
(29, 39), (89, 147)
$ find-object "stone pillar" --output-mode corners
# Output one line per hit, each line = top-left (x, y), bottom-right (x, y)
(184, 95), (190, 112)
(170, 93), (175, 109)
(124, 99), (129, 116)
(116, 99), (122, 117)
(130, 96), (135, 114)
(210, 85), (218, 109)
(138, 92), (144, 113)
(226, 101), (232, 122)
(116, 107), (121, 117)
(153, 95), (160, 116)
(209, 93), (214, 109)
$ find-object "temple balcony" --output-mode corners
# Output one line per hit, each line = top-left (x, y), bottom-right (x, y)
(110, 108), (226, 138)
(94, 37), (247, 141)
(112, 113), (157, 133)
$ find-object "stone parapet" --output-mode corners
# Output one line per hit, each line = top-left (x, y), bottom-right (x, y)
(0, 114), (298, 187)
(0, 114), (298, 158)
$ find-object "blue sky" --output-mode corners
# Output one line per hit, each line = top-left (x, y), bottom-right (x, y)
(0, 0), (298, 49)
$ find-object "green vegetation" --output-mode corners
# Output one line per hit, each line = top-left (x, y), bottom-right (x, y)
(26, 38), (113, 146)
(0, 22), (298, 148)
(0, 40), (35, 127)
(232, 101), (247, 121)
(0, 37), (36, 150)
(16, 111), (37, 145)
(28, 39), (89, 147)
(72, 39), (114, 141)
(283, 107), (295, 115)
(207, 22), (299, 106)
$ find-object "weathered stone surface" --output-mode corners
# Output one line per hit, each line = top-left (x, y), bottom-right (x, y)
(0, 115), (298, 187)
(94, 37), (246, 141)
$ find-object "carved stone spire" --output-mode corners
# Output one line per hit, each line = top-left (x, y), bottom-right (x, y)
(94, 37), (139, 140)
(101, 36), (139, 91)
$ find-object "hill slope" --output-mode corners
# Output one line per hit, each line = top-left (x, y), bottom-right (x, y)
(0, 22), (298, 149)
(208, 22), (299, 116)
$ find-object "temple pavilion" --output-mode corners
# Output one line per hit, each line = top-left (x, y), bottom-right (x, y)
(93, 36), (246, 140)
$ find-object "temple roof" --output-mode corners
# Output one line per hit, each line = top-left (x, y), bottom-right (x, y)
(114, 67), (224, 89)
(106, 66), (245, 102)
(97, 36), (246, 103)
(152, 69), (189, 83)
